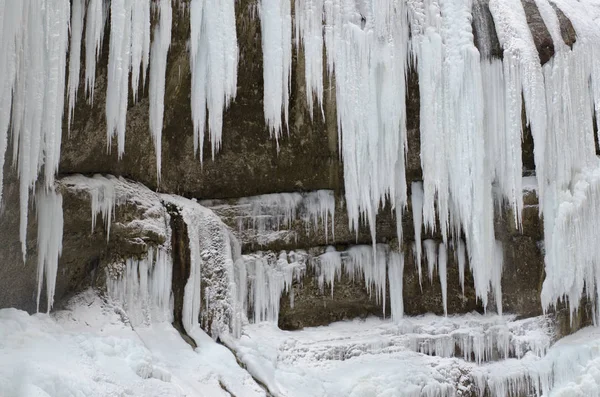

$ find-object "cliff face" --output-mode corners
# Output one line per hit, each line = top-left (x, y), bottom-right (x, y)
(0, 0), (586, 332)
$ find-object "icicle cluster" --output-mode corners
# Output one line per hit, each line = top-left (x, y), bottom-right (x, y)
(189, 0), (239, 162)
(0, 1), (70, 260)
(529, 0), (600, 318)
(106, 247), (174, 326)
(106, 0), (151, 157)
(239, 250), (307, 323)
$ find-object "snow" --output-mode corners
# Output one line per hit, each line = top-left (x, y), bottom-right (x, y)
(189, 0), (239, 162)
(4, 289), (600, 397)
(223, 314), (555, 397)
(149, 0), (173, 183)
(0, 289), (266, 397)
(259, 0), (292, 143)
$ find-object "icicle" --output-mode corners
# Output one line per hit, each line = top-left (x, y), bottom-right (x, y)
(67, 0), (85, 130)
(89, 175), (116, 241)
(388, 250), (404, 322)
(0, 2), (23, 207)
(457, 239), (466, 296)
(315, 247), (342, 297)
(36, 188), (64, 314)
(423, 239), (437, 283)
(106, 0), (133, 157)
(189, 0), (238, 162)
(130, 0), (151, 102)
(84, 0), (106, 103)
(493, 240), (504, 315)
(411, 181), (424, 286)
(294, 0), (324, 118)
(259, 0), (292, 143)
(438, 242), (448, 316)
(149, 0), (173, 183)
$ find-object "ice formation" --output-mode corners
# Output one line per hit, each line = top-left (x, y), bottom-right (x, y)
(237, 245), (405, 322)
(149, 0), (173, 182)
(163, 195), (240, 338)
(202, 190), (336, 246)
(35, 189), (64, 314)
(106, 247), (174, 326)
(189, 0), (238, 162)
(259, 0), (292, 142)
(0, 1), (70, 260)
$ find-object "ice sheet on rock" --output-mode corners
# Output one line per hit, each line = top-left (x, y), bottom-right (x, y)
(35, 189), (64, 314)
(189, 0), (238, 162)
(59, 174), (171, 244)
(149, 0), (173, 183)
(106, 247), (174, 327)
(202, 190), (336, 246)
(162, 195), (240, 339)
(259, 0), (292, 143)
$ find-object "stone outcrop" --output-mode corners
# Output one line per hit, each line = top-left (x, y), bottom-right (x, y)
(0, 0), (586, 336)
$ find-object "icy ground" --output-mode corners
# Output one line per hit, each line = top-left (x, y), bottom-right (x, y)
(0, 289), (265, 397)
(3, 290), (600, 397)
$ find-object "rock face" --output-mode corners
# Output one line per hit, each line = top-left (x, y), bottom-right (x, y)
(0, 0), (585, 334)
